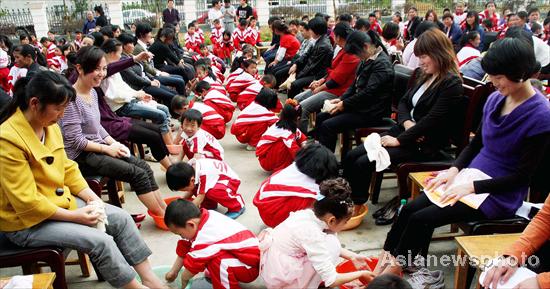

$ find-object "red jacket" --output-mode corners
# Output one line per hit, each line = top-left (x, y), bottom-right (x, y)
(324, 50), (361, 97)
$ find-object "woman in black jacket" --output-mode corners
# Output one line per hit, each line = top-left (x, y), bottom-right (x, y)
(314, 30), (394, 152)
(148, 27), (194, 82)
(117, 33), (176, 106)
(287, 16), (334, 98)
(343, 29), (464, 219)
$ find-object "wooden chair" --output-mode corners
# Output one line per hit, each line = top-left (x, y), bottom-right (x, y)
(86, 177), (125, 208)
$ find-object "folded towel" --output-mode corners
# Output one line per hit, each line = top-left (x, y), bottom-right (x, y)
(363, 133), (391, 172)
(89, 200), (108, 232)
(321, 99), (336, 113)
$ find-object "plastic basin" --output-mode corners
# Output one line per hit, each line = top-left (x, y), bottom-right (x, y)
(336, 257), (379, 289)
(148, 196), (186, 231)
(342, 204), (368, 231)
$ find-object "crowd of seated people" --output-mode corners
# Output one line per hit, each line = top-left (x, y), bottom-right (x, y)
(0, 3), (549, 289)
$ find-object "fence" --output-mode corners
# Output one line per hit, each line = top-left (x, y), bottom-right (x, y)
(122, 0), (185, 28)
(46, 3), (110, 35)
(0, 8), (35, 37)
(268, 0), (327, 20)
(336, 0), (392, 17)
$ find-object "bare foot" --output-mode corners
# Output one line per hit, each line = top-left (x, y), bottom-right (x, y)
(372, 251), (389, 276)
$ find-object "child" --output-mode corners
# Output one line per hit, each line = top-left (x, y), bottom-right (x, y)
(215, 30), (234, 65)
(226, 45), (255, 86)
(259, 178), (374, 289)
(6, 64), (27, 96)
(253, 143), (338, 227)
(237, 74), (278, 111)
(210, 19), (225, 48)
(166, 160), (246, 218)
(192, 20), (205, 43)
(0, 47), (9, 93)
(172, 95), (226, 140)
(232, 19), (255, 51)
(192, 44), (225, 73)
(195, 80), (234, 123)
(185, 23), (203, 54)
(256, 102), (308, 172)
(47, 44), (68, 73)
(178, 109), (224, 161)
(195, 60), (225, 92)
(366, 274), (412, 289)
(163, 199), (259, 288)
(368, 13), (383, 35)
(248, 17), (261, 45)
(230, 88), (279, 150)
(40, 37), (57, 60)
(227, 59), (258, 101)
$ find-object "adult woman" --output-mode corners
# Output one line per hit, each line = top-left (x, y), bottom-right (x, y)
(12, 44), (46, 78)
(462, 11), (485, 51)
(288, 17), (333, 98)
(457, 31), (481, 68)
(60, 46), (166, 217)
(375, 37), (550, 277)
(294, 22), (360, 133)
(266, 20), (300, 75)
(117, 33), (176, 106)
(94, 5), (109, 28)
(343, 29), (464, 222)
(424, 9), (445, 31)
(0, 71), (163, 289)
(100, 39), (175, 147)
(314, 30), (393, 152)
(149, 27), (194, 82)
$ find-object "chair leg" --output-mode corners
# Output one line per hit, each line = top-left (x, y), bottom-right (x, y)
(107, 179), (122, 207)
(46, 250), (69, 289)
(77, 251), (91, 277)
(370, 172), (383, 204)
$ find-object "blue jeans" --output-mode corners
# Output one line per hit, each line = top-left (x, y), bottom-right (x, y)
(156, 74), (186, 95)
(116, 100), (171, 134)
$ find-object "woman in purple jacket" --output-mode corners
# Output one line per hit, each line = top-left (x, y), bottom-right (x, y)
(374, 37), (550, 277)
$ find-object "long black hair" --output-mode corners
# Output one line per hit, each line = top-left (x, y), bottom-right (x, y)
(0, 71), (76, 124)
(465, 11), (480, 31)
(254, 87), (278, 110)
(344, 30), (388, 57)
(194, 58), (217, 81)
(65, 45), (105, 79)
(276, 103), (300, 133)
(295, 143), (338, 184)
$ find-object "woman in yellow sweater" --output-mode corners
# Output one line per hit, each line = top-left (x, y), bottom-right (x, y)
(0, 71), (163, 289)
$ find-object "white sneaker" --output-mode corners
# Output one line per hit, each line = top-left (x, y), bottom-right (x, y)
(407, 268), (445, 289)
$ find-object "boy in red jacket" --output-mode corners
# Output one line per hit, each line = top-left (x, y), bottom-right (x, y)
(185, 23), (203, 53)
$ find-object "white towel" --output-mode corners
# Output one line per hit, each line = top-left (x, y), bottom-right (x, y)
(363, 133), (391, 172)
(321, 99), (336, 113)
(89, 200), (108, 232)
(3, 275), (33, 289)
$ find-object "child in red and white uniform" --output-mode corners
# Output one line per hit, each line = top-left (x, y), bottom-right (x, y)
(230, 88), (279, 149)
(248, 17), (261, 45)
(453, 2), (467, 26)
(232, 19), (255, 51)
(237, 74), (278, 111)
(210, 19), (225, 48)
(368, 14), (383, 35)
(178, 109), (225, 161)
(215, 31), (234, 65)
(40, 37), (57, 60)
(185, 23), (204, 54)
(171, 95), (226, 140)
(163, 199), (258, 288)
(457, 31), (482, 68)
(195, 80), (234, 123)
(256, 102), (307, 172)
(225, 45), (255, 87)
(227, 59), (258, 101)
(479, 2), (499, 29)
(193, 44), (225, 73)
(193, 21), (205, 43)
(253, 143), (339, 227)
(195, 61), (226, 93)
(6, 64), (27, 95)
(0, 49), (10, 93)
(166, 159), (246, 218)
(47, 46), (67, 73)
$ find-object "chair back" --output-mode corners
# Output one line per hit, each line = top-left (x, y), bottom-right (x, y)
(482, 32), (498, 52)
(392, 64), (417, 110)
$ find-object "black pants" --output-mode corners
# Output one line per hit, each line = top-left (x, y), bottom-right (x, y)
(383, 193), (486, 265)
(143, 84), (176, 106)
(159, 64), (195, 83)
(128, 120), (168, 162)
(272, 63), (292, 88)
(344, 145), (433, 204)
(315, 111), (382, 152)
(75, 151), (159, 195)
(288, 75), (315, 99)
(156, 75), (186, 95)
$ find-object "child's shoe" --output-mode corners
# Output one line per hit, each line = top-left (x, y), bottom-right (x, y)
(225, 207), (246, 219)
(245, 145), (256, 151)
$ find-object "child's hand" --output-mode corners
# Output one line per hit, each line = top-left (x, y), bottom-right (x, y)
(359, 270), (376, 283)
(351, 254), (372, 269)
(165, 270), (178, 282)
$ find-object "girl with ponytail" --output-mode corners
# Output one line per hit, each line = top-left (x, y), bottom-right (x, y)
(259, 178), (375, 289)
(255, 99), (308, 172)
(0, 71), (164, 289)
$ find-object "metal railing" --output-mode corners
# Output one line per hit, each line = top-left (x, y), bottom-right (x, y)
(0, 8), (35, 37)
(46, 3), (110, 35)
(268, 0), (327, 20)
(336, 0), (392, 17)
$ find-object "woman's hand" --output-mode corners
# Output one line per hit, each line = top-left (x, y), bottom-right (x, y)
(288, 64), (297, 75)
(439, 182), (474, 205)
(133, 51), (153, 62)
(312, 84), (325, 94)
(482, 257), (520, 289)
(103, 143), (127, 158)
(150, 79), (161, 87)
(380, 135), (400, 147)
(329, 99), (344, 115)
(268, 60), (278, 67)
(403, 120), (416, 130)
(425, 167), (459, 192)
(72, 205), (99, 226)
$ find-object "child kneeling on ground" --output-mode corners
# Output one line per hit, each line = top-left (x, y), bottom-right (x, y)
(164, 199), (260, 289)
(176, 109), (225, 161)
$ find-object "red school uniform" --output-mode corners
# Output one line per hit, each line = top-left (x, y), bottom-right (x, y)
(479, 10), (499, 31)
(189, 101), (226, 139)
(230, 101), (278, 147)
(227, 71), (257, 102)
(232, 27), (255, 50)
(176, 209), (259, 289)
(215, 38), (234, 60)
(47, 55), (67, 71)
(370, 20), (383, 35)
(181, 128), (225, 161)
(255, 124), (307, 172)
(224, 68), (243, 88)
(212, 65), (225, 84)
(248, 26), (261, 45)
(236, 81), (282, 113)
(45, 43), (57, 60)
(203, 87), (235, 123)
(252, 162), (320, 227)
(185, 31), (203, 53)
(6, 65), (27, 95)
(210, 27), (225, 47)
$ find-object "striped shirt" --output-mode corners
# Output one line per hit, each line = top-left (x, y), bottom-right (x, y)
(60, 89), (109, 160)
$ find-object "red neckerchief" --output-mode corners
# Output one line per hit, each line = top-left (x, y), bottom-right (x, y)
(455, 11), (464, 16)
